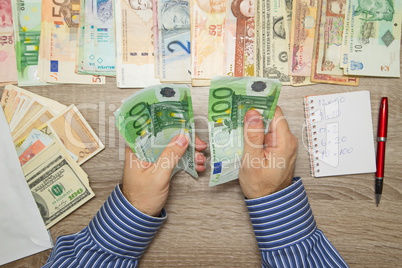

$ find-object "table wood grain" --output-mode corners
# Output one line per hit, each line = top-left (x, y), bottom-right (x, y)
(1, 72), (401, 267)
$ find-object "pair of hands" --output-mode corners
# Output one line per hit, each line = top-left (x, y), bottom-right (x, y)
(122, 107), (298, 216)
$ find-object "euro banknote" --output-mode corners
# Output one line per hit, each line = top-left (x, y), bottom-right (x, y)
(39, 0), (106, 84)
(208, 76), (281, 186)
(115, 84), (197, 178)
(11, 0), (45, 86)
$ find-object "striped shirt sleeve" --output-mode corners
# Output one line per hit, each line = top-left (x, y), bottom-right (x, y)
(245, 177), (349, 268)
(43, 185), (166, 268)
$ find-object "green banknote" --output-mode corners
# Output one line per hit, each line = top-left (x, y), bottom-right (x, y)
(12, 0), (46, 86)
(208, 76), (281, 186)
(115, 84), (197, 178)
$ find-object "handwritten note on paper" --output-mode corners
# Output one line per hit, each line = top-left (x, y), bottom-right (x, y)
(304, 91), (376, 177)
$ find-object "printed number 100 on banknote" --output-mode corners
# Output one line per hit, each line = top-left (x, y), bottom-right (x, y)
(208, 76), (281, 186)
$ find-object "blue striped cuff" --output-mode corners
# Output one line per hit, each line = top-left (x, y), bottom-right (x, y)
(245, 177), (317, 250)
(88, 185), (166, 259)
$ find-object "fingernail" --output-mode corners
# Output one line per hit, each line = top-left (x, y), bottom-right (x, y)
(247, 115), (262, 126)
(175, 134), (188, 147)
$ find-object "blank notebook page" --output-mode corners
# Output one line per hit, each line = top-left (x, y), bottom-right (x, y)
(304, 91), (376, 177)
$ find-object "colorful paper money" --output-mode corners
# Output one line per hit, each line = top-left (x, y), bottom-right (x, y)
(115, 0), (160, 87)
(341, 0), (401, 77)
(22, 141), (94, 228)
(289, 0), (318, 77)
(2, 85), (104, 165)
(38, 0), (106, 84)
(158, 0), (191, 83)
(224, 0), (255, 78)
(311, 0), (359, 85)
(0, 0), (17, 84)
(11, 0), (45, 86)
(208, 76), (281, 186)
(76, 0), (116, 76)
(257, 0), (291, 83)
(190, 0), (227, 84)
(115, 84), (197, 178)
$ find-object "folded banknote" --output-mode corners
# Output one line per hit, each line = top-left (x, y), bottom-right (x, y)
(208, 76), (281, 186)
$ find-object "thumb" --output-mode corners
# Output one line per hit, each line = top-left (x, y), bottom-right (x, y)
(243, 110), (264, 159)
(155, 134), (189, 176)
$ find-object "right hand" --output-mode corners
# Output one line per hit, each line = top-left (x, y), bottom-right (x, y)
(239, 106), (298, 199)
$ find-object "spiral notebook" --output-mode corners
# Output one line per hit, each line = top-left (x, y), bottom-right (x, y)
(304, 91), (376, 177)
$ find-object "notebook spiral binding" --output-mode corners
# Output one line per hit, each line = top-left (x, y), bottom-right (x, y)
(304, 98), (320, 176)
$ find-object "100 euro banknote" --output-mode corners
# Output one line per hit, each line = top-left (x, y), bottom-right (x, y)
(12, 0), (45, 86)
(115, 84), (197, 178)
(208, 76), (281, 186)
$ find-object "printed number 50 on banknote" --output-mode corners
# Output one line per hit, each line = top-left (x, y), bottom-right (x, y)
(208, 76), (281, 186)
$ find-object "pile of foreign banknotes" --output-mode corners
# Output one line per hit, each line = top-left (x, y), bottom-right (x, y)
(116, 76), (281, 186)
(1, 85), (104, 228)
(1, 0), (401, 87)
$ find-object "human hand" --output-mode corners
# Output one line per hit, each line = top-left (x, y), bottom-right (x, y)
(239, 107), (298, 199)
(122, 135), (207, 216)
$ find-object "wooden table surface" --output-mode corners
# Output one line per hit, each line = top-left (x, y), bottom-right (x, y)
(1, 73), (401, 267)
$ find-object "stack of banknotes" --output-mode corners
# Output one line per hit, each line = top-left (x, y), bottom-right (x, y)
(1, 85), (104, 228)
(0, 0), (400, 87)
(115, 76), (280, 186)
(114, 84), (198, 178)
(208, 77), (281, 186)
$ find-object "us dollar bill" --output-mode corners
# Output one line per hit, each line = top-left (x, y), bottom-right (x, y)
(115, 84), (197, 178)
(22, 141), (94, 229)
(208, 76), (281, 186)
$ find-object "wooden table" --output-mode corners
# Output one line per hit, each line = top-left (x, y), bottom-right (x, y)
(1, 74), (401, 267)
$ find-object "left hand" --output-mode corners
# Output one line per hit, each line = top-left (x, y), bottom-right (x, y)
(122, 135), (207, 216)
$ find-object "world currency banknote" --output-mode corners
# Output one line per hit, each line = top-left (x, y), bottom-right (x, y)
(208, 76), (281, 186)
(223, 1), (255, 78)
(2, 85), (103, 164)
(342, 0), (401, 77)
(44, 105), (105, 165)
(77, 0), (116, 76)
(115, 0), (160, 88)
(311, 0), (359, 85)
(0, 0), (17, 84)
(258, 0), (291, 83)
(115, 84), (197, 178)
(39, 0), (106, 84)
(22, 141), (94, 228)
(158, 0), (191, 83)
(16, 128), (53, 157)
(289, 0), (318, 77)
(190, 0), (227, 84)
(11, 0), (46, 86)
(153, 0), (161, 78)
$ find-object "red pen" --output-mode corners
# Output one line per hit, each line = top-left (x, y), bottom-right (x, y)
(375, 97), (388, 206)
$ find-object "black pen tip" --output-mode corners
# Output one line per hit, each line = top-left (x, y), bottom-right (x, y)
(376, 194), (381, 207)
